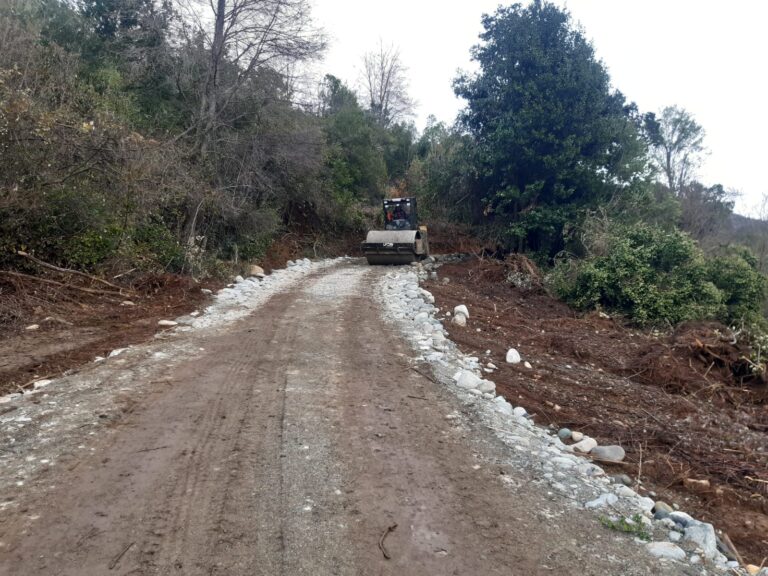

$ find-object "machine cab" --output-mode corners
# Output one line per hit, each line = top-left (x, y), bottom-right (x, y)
(383, 198), (418, 231)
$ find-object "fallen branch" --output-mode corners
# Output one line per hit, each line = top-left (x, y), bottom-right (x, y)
(16, 251), (125, 292)
(378, 524), (397, 560)
(721, 532), (745, 566)
(0, 271), (125, 298)
(108, 541), (135, 570)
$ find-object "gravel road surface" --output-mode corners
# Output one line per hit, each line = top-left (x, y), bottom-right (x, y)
(0, 261), (692, 575)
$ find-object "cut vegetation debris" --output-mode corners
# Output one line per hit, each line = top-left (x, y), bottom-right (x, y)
(426, 256), (768, 566)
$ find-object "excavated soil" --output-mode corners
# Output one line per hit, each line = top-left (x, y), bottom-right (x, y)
(0, 272), (220, 397)
(426, 257), (768, 565)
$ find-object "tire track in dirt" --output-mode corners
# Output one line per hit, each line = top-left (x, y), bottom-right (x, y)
(0, 261), (696, 575)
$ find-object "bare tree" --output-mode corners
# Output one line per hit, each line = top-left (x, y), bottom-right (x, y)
(645, 105), (706, 193)
(177, 0), (326, 154)
(360, 41), (414, 127)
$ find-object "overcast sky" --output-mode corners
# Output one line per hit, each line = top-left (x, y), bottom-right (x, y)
(311, 0), (768, 215)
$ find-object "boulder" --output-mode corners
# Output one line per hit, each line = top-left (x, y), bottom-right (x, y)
(505, 348), (521, 364)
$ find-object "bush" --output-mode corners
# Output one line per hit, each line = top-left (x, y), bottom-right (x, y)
(706, 248), (767, 326)
(551, 223), (726, 325)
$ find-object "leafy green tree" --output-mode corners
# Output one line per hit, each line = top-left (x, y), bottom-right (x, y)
(454, 0), (648, 255)
(320, 75), (386, 202)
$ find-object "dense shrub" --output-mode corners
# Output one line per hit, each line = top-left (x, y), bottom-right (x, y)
(550, 223), (766, 326)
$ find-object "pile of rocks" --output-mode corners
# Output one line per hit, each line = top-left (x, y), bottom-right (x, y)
(376, 262), (761, 575)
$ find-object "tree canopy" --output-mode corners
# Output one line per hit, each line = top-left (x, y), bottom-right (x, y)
(454, 0), (648, 255)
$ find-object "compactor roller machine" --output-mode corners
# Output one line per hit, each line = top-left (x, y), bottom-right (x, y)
(362, 197), (429, 265)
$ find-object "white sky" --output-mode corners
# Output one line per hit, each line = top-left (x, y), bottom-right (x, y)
(311, 0), (768, 215)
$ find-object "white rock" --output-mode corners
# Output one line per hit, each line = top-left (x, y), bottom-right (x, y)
(32, 379), (53, 389)
(585, 493), (618, 509)
(413, 311), (429, 323)
(108, 348), (127, 358)
(551, 456), (576, 469)
(158, 320), (178, 327)
(646, 542), (686, 561)
(201, 288), (213, 295)
(25, 324), (40, 331)
(512, 406), (527, 418)
(477, 380), (496, 394)
(235, 275), (245, 283)
(684, 521), (718, 559)
(120, 300), (135, 306)
(505, 348), (521, 364)
(456, 370), (482, 390)
(636, 497), (655, 513)
(571, 431), (584, 442)
(523, 361), (532, 369)
(452, 313), (467, 327)
(454, 304), (469, 318)
(492, 396), (513, 415)
(668, 531), (682, 543)
(572, 437), (598, 453)
(614, 485), (636, 498)
(249, 264), (265, 276)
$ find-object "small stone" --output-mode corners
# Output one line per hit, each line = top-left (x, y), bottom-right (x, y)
(455, 370), (481, 390)
(505, 348), (521, 364)
(454, 304), (469, 318)
(234, 275), (245, 283)
(590, 445), (625, 462)
(557, 428), (572, 441)
(477, 380), (496, 394)
(585, 493), (618, 509)
(614, 485), (636, 498)
(158, 320), (178, 327)
(668, 530), (681, 543)
(512, 406), (527, 418)
(746, 565), (761, 575)
(653, 501), (674, 520)
(523, 361), (532, 369)
(413, 311), (429, 323)
(201, 288), (212, 295)
(669, 511), (694, 528)
(646, 542), (686, 561)
(689, 554), (701, 565)
(249, 264), (265, 276)
(572, 437), (598, 454)
(25, 324), (40, 331)
(451, 313), (467, 327)
(120, 300), (135, 306)
(570, 431), (584, 442)
(610, 474), (633, 487)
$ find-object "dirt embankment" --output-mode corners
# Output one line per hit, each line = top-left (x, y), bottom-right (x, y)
(0, 270), (222, 397)
(427, 257), (768, 565)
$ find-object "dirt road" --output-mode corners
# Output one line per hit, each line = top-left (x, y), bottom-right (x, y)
(0, 262), (687, 575)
